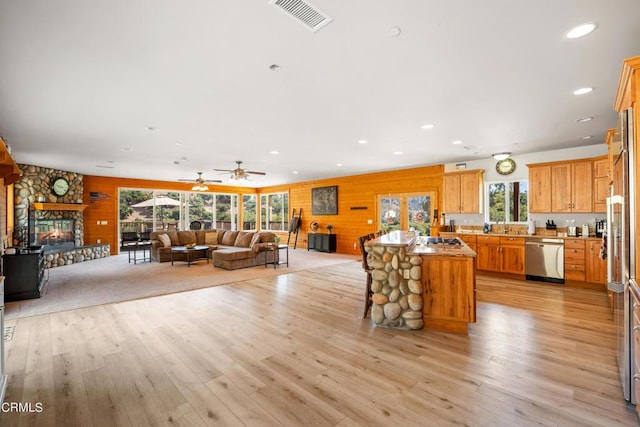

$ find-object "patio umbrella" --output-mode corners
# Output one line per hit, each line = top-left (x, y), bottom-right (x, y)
(131, 195), (181, 208)
(132, 195), (181, 222)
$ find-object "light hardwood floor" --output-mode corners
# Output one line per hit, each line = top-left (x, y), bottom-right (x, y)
(1, 262), (638, 426)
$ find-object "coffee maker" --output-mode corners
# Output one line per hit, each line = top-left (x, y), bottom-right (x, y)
(596, 220), (607, 238)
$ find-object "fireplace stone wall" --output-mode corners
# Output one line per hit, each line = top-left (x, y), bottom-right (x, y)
(14, 164), (84, 247)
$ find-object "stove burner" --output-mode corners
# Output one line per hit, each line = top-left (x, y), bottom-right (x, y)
(425, 237), (462, 245)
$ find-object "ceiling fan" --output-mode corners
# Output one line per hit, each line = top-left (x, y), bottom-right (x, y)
(214, 160), (266, 181)
(178, 172), (222, 190)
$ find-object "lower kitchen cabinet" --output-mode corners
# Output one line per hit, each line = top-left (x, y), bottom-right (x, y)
(564, 238), (586, 282)
(565, 238), (607, 285)
(499, 236), (525, 275)
(476, 235), (525, 275)
(586, 239), (607, 284)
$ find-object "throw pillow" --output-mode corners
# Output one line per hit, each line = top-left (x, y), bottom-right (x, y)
(221, 230), (239, 246)
(234, 231), (254, 248)
(249, 232), (262, 249)
(205, 232), (219, 245)
(157, 234), (171, 248)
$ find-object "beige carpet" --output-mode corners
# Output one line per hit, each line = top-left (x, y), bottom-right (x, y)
(5, 249), (359, 320)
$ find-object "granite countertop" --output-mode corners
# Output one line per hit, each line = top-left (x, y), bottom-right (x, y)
(440, 231), (603, 241)
(365, 230), (418, 247)
(408, 241), (477, 258)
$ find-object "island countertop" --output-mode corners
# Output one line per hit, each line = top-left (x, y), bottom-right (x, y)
(366, 231), (477, 257)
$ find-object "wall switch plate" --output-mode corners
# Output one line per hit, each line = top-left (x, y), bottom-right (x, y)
(97, 239), (101, 244)
(367, 219), (373, 224)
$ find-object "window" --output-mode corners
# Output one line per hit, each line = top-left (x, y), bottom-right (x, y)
(242, 194), (257, 230)
(485, 180), (528, 223)
(119, 189), (239, 232)
(378, 192), (435, 235)
(260, 192), (289, 231)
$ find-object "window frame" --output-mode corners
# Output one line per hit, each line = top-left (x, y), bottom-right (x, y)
(484, 179), (529, 224)
(259, 192), (289, 231)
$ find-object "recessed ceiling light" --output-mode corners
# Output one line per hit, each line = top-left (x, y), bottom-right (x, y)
(576, 117), (593, 123)
(176, 142), (183, 146)
(121, 147), (133, 152)
(421, 124), (435, 130)
(358, 139), (368, 144)
(451, 140), (462, 145)
(388, 27), (401, 37)
(269, 64), (281, 71)
(393, 151), (403, 155)
(337, 163), (343, 167)
(565, 23), (597, 39)
(145, 126), (159, 131)
(573, 87), (594, 95)
(579, 135), (593, 140)
(292, 171), (299, 174)
(270, 151), (279, 155)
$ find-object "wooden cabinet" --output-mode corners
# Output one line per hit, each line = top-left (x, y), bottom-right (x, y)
(592, 155), (609, 213)
(443, 170), (484, 214)
(475, 235), (524, 275)
(586, 239), (607, 284)
(528, 165), (552, 213)
(307, 233), (336, 253)
(528, 159), (594, 213)
(499, 236), (525, 275)
(564, 238), (586, 282)
(476, 235), (500, 272)
(421, 255), (476, 334)
(457, 234), (477, 252)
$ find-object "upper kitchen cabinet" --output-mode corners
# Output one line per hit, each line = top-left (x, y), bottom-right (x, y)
(528, 159), (594, 213)
(593, 155), (609, 213)
(443, 169), (484, 214)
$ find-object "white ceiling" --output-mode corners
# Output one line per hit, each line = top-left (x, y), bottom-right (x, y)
(0, 1), (639, 188)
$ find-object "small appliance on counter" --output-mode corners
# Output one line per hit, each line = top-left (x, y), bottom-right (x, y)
(581, 224), (590, 237)
(595, 220), (606, 238)
(527, 219), (536, 235)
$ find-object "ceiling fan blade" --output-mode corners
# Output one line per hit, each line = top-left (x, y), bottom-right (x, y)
(178, 179), (195, 182)
(214, 168), (234, 172)
(203, 180), (223, 183)
(246, 170), (266, 175)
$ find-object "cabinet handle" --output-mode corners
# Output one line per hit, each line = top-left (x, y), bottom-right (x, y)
(634, 374), (640, 381)
(634, 325), (640, 331)
(634, 303), (639, 309)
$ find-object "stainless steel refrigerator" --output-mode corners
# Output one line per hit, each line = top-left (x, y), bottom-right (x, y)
(608, 107), (635, 404)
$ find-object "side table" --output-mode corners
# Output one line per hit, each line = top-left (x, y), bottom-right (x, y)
(264, 243), (289, 269)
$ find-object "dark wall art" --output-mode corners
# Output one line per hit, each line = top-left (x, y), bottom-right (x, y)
(311, 185), (338, 215)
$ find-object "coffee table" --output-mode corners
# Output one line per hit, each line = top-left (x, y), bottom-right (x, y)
(170, 245), (209, 267)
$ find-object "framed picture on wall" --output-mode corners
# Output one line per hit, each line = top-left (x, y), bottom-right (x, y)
(312, 185), (338, 215)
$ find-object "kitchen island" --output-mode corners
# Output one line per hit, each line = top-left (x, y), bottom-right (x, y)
(364, 231), (477, 334)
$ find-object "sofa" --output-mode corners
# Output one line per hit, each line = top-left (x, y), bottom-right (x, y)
(149, 229), (278, 270)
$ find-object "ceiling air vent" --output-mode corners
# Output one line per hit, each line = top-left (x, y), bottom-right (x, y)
(269, 0), (333, 33)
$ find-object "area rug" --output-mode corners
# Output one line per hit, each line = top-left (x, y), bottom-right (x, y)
(5, 249), (359, 320)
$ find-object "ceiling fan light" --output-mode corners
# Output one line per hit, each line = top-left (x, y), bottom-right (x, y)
(492, 152), (511, 161)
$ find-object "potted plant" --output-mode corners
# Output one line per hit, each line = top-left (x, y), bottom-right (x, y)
(327, 224), (333, 234)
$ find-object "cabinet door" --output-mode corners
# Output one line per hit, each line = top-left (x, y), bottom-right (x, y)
(551, 164), (572, 212)
(571, 161), (593, 212)
(500, 245), (525, 275)
(422, 256), (475, 323)
(443, 174), (461, 214)
(593, 176), (609, 213)
(460, 172), (480, 213)
(586, 240), (607, 284)
(529, 165), (552, 213)
(593, 157), (609, 178)
(476, 243), (500, 272)
(320, 235), (329, 251)
(308, 234), (316, 250)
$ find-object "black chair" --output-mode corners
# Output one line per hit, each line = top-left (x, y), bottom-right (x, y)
(358, 233), (376, 318)
(190, 221), (202, 230)
(120, 231), (140, 251)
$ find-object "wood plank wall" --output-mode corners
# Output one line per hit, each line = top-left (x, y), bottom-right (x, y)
(258, 165), (444, 255)
(84, 165), (444, 256)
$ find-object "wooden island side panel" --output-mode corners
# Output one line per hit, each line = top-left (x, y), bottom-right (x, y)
(421, 255), (476, 334)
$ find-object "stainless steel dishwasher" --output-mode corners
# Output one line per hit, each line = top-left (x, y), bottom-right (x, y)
(525, 237), (565, 284)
